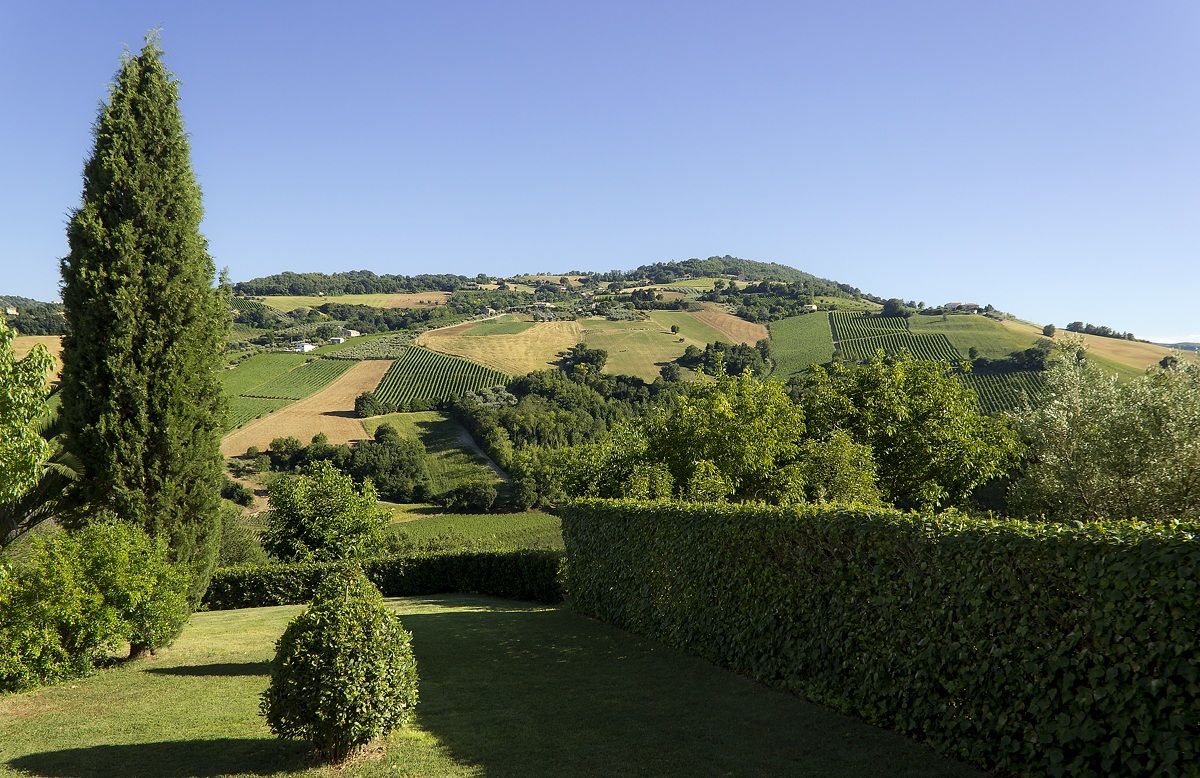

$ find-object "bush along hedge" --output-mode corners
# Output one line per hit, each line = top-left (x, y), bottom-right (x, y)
(203, 549), (564, 610)
(560, 500), (1200, 777)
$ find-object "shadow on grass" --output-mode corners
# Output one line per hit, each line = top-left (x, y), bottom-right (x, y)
(7, 738), (308, 778)
(146, 661), (269, 677)
(391, 595), (986, 778)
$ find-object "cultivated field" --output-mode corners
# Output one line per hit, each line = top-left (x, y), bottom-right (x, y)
(578, 318), (704, 381)
(365, 411), (503, 493)
(769, 313), (835, 377)
(0, 596), (979, 777)
(240, 359), (352, 400)
(961, 370), (1048, 415)
(255, 292), (452, 311)
(373, 347), (508, 406)
(1001, 318), (1195, 376)
(11, 335), (63, 381)
(419, 320), (583, 375)
(220, 359), (391, 455)
(840, 332), (962, 363)
(689, 303), (769, 344)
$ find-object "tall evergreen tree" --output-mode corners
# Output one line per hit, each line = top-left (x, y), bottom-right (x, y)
(59, 37), (228, 607)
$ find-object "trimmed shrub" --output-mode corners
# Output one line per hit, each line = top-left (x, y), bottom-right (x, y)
(0, 522), (190, 691)
(203, 549), (564, 610)
(261, 567), (418, 761)
(561, 500), (1200, 777)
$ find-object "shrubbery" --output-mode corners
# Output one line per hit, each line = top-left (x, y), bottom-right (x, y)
(562, 500), (1200, 777)
(436, 481), (497, 513)
(0, 521), (190, 691)
(261, 566), (418, 762)
(203, 549), (564, 610)
(261, 460), (388, 562)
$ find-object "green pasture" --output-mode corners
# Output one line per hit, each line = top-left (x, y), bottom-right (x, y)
(461, 315), (535, 337)
(388, 511), (562, 551)
(255, 293), (398, 311)
(221, 353), (308, 396)
(579, 318), (694, 381)
(364, 411), (501, 494)
(646, 310), (726, 344)
(769, 313), (835, 377)
(0, 596), (979, 777)
(908, 315), (1036, 360)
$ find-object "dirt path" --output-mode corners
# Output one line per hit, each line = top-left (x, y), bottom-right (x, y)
(220, 360), (392, 456)
(455, 427), (510, 482)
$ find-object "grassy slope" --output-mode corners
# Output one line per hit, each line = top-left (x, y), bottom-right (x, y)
(0, 596), (980, 778)
(364, 411), (500, 494)
(908, 314), (1036, 360)
(646, 310), (726, 344)
(769, 313), (835, 377)
(256, 292), (451, 311)
(579, 317), (711, 381)
(418, 320), (582, 376)
(223, 353), (356, 433)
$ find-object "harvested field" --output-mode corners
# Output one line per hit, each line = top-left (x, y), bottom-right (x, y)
(219, 359), (391, 456)
(1000, 319), (1195, 377)
(419, 320), (583, 376)
(11, 335), (63, 381)
(383, 291), (452, 308)
(691, 303), (769, 345)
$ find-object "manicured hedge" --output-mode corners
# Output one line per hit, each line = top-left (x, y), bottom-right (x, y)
(561, 500), (1199, 777)
(204, 549), (564, 610)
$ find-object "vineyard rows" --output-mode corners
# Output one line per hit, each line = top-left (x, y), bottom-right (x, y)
(961, 370), (1047, 415)
(374, 346), (508, 405)
(242, 358), (352, 399)
(839, 333), (962, 363)
(225, 396), (291, 432)
(829, 311), (909, 341)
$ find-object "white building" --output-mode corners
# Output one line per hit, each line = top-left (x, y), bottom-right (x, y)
(329, 337), (346, 345)
(341, 328), (361, 338)
(292, 342), (317, 353)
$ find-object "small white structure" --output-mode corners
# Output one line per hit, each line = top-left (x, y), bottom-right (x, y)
(292, 342), (317, 353)
(802, 304), (819, 313)
(329, 337), (346, 345)
(3, 306), (17, 316)
(341, 328), (361, 338)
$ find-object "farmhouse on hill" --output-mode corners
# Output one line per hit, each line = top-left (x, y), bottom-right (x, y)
(292, 341), (317, 353)
(341, 328), (361, 338)
(944, 302), (981, 312)
(329, 336), (345, 344)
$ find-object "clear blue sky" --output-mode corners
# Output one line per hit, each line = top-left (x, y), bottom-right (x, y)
(2, 2), (1197, 341)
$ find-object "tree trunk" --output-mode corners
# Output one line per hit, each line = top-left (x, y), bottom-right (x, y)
(128, 642), (154, 660)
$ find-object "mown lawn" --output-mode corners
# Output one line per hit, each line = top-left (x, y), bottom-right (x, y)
(0, 595), (982, 777)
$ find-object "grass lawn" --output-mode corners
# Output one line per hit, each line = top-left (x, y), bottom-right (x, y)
(769, 313), (835, 377)
(0, 595), (982, 777)
(364, 412), (501, 494)
(387, 511), (563, 550)
(646, 310), (726, 345)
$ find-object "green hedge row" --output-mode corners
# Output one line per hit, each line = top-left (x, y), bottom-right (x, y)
(561, 500), (1199, 777)
(203, 549), (564, 610)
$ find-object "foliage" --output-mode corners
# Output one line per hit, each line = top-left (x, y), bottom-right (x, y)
(797, 352), (1022, 509)
(1066, 320), (1136, 340)
(1010, 358), (1200, 521)
(641, 370), (807, 503)
(59, 40), (226, 605)
(349, 424), (431, 502)
(235, 270), (474, 296)
(217, 503), (268, 567)
(562, 499), (1200, 777)
(558, 342), (607, 374)
(0, 521), (189, 691)
(436, 481), (498, 513)
(879, 298), (912, 317)
(0, 295), (69, 336)
(261, 461), (388, 562)
(203, 549), (566, 609)
(355, 390), (393, 417)
(261, 567), (419, 762)
(221, 477), (255, 506)
(0, 317), (54, 504)
(677, 339), (772, 376)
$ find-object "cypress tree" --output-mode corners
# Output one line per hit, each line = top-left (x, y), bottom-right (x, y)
(60, 37), (228, 612)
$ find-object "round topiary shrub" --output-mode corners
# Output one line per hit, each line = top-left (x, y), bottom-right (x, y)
(260, 566), (419, 762)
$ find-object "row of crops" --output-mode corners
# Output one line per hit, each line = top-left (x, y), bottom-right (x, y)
(829, 311), (909, 341)
(225, 396), (291, 432)
(241, 358), (352, 399)
(961, 370), (1048, 415)
(374, 346), (508, 405)
(838, 332), (962, 363)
